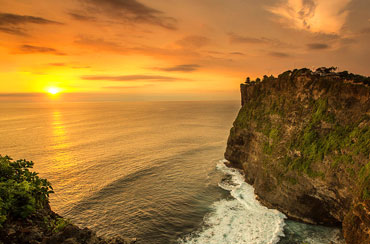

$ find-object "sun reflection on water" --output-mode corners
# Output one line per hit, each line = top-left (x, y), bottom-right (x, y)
(51, 110), (75, 170)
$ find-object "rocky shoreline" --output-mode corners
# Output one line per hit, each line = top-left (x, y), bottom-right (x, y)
(0, 203), (137, 244)
(225, 68), (370, 244)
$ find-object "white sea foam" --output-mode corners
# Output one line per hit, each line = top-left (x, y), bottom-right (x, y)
(180, 160), (286, 244)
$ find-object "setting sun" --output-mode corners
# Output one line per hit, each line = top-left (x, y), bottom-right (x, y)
(47, 87), (60, 95)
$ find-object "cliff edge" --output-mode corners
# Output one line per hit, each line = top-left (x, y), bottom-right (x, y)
(225, 68), (370, 244)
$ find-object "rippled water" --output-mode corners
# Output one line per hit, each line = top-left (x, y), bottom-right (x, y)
(0, 101), (343, 244)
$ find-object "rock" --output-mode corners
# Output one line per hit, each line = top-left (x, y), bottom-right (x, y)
(7, 228), (16, 236)
(0, 205), (135, 244)
(44, 225), (104, 244)
(107, 236), (138, 244)
(63, 238), (79, 244)
(22, 226), (43, 242)
(225, 68), (370, 244)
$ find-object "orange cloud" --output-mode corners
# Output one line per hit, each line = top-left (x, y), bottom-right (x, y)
(267, 0), (351, 34)
(76, 0), (177, 30)
(18, 45), (66, 55)
(0, 12), (62, 36)
(154, 64), (201, 72)
(81, 74), (185, 82)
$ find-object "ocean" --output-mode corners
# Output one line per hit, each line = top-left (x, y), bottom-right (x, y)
(0, 101), (343, 244)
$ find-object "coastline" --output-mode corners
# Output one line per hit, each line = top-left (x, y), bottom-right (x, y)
(225, 68), (370, 243)
(0, 199), (137, 244)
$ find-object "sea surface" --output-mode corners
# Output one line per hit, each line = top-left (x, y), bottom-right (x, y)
(0, 101), (344, 244)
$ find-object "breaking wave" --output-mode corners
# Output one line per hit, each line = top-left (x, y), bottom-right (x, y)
(180, 160), (286, 244)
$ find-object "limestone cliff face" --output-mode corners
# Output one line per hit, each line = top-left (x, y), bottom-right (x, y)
(225, 68), (370, 244)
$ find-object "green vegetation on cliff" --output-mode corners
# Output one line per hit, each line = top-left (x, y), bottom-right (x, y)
(0, 155), (54, 226)
(284, 98), (370, 194)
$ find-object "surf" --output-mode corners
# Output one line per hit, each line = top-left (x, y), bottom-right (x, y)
(180, 160), (286, 244)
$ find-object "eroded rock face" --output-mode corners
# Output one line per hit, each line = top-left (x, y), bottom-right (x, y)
(225, 68), (370, 244)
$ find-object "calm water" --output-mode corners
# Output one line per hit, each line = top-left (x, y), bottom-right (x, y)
(0, 101), (343, 244)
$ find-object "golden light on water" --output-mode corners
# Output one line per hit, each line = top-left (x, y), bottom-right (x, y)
(51, 110), (75, 171)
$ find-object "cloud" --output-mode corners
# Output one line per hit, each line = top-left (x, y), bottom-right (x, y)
(68, 12), (97, 22)
(267, 0), (352, 34)
(103, 84), (154, 89)
(0, 26), (24, 35)
(176, 35), (210, 49)
(227, 32), (290, 48)
(0, 93), (41, 97)
(47, 63), (91, 69)
(269, 51), (291, 58)
(49, 63), (66, 66)
(228, 32), (267, 44)
(0, 93), (44, 102)
(0, 13), (61, 25)
(0, 12), (62, 35)
(72, 65), (91, 69)
(74, 35), (199, 58)
(307, 43), (330, 49)
(19, 45), (66, 55)
(361, 27), (370, 34)
(74, 36), (128, 53)
(78, 0), (176, 29)
(81, 74), (181, 82)
(230, 52), (245, 56)
(155, 64), (201, 72)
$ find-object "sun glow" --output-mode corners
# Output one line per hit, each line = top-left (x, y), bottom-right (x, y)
(47, 87), (61, 95)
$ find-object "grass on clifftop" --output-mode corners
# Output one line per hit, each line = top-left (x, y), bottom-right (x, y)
(0, 155), (54, 227)
(359, 162), (370, 200)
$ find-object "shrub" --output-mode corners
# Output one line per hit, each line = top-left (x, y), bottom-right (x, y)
(43, 216), (70, 233)
(263, 142), (273, 155)
(0, 155), (53, 227)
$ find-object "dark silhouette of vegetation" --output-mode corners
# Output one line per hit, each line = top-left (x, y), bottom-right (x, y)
(0, 156), (53, 227)
(244, 67), (370, 86)
(341, 72), (370, 85)
(315, 66), (337, 74)
(313, 67), (370, 85)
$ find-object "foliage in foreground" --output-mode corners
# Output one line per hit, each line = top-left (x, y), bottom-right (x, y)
(0, 155), (54, 227)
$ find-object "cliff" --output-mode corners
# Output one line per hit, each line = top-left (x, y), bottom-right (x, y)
(225, 68), (370, 244)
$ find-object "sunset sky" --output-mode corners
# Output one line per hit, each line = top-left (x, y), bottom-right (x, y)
(1, 0), (369, 101)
